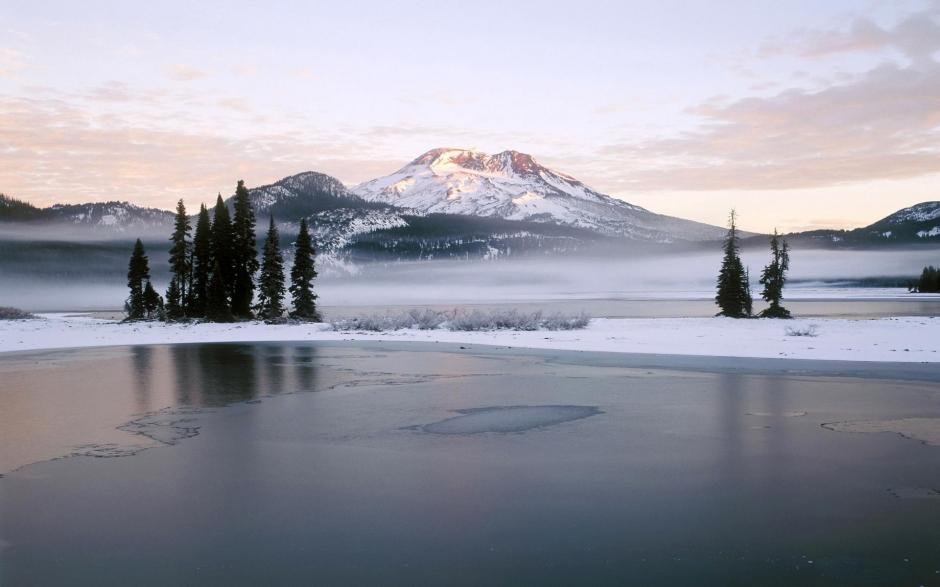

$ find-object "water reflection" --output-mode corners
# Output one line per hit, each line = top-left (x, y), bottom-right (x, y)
(131, 346), (153, 413)
(168, 344), (320, 407)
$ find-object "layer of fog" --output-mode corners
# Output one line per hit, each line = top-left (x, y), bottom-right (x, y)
(3, 248), (939, 312)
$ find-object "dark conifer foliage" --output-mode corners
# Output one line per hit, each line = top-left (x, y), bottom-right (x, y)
(143, 280), (164, 319)
(231, 180), (259, 318)
(126, 238), (150, 319)
(189, 204), (212, 317)
(167, 199), (191, 315)
(206, 260), (233, 322)
(715, 210), (752, 318)
(257, 216), (286, 320)
(743, 266), (753, 317)
(289, 218), (319, 321)
(210, 194), (235, 303)
(165, 276), (183, 319)
(758, 230), (792, 318)
(913, 265), (940, 293)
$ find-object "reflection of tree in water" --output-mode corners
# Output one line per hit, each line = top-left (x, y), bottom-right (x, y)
(171, 345), (198, 406)
(196, 345), (258, 406)
(291, 346), (319, 393)
(169, 343), (320, 407)
(131, 346), (153, 412)
(260, 345), (285, 395)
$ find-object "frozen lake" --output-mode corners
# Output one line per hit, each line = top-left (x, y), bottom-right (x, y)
(2, 342), (940, 585)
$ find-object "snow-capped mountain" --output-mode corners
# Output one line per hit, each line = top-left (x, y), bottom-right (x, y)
(0, 194), (175, 234)
(241, 172), (380, 219)
(864, 201), (940, 241)
(881, 202), (940, 225)
(231, 172), (413, 272)
(352, 148), (729, 242)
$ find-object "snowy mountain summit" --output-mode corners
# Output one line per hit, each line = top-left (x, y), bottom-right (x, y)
(351, 148), (727, 242)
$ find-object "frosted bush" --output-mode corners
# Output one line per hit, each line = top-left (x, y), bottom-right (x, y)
(541, 311), (591, 331)
(328, 308), (591, 332)
(329, 313), (409, 332)
(0, 307), (36, 320)
(405, 308), (446, 330)
(450, 309), (541, 331)
(785, 324), (818, 337)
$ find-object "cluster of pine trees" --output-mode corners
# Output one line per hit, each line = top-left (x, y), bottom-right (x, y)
(125, 181), (319, 322)
(715, 210), (792, 318)
(911, 266), (940, 293)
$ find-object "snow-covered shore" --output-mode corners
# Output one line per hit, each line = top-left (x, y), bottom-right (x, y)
(1, 313), (938, 363)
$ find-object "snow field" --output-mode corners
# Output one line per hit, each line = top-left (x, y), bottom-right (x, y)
(1, 314), (939, 363)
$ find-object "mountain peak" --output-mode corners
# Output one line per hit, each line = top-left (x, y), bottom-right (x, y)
(403, 148), (547, 179)
(352, 148), (727, 241)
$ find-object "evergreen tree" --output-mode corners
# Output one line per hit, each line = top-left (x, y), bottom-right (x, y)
(165, 276), (183, 319)
(205, 260), (233, 322)
(758, 230), (791, 318)
(143, 280), (164, 320)
(189, 204), (213, 317)
(257, 216), (286, 320)
(210, 194), (235, 304)
(231, 180), (259, 318)
(743, 266), (753, 317)
(289, 218), (319, 320)
(916, 265), (940, 293)
(126, 238), (150, 320)
(715, 209), (751, 318)
(167, 199), (191, 315)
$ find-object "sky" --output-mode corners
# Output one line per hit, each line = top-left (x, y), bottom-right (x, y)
(1, 0), (939, 233)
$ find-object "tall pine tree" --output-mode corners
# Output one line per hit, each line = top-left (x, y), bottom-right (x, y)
(210, 194), (235, 305)
(758, 229), (791, 318)
(289, 218), (319, 321)
(165, 276), (183, 319)
(126, 238), (150, 320)
(206, 260), (233, 323)
(715, 209), (752, 318)
(231, 180), (259, 319)
(257, 216), (286, 320)
(167, 199), (191, 318)
(189, 203), (212, 317)
(143, 280), (163, 319)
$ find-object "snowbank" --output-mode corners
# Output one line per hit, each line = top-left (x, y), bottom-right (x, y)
(1, 314), (938, 363)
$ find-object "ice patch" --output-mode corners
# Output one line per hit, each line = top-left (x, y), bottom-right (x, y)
(422, 405), (602, 435)
(823, 417), (940, 446)
(888, 487), (940, 499)
(747, 411), (807, 417)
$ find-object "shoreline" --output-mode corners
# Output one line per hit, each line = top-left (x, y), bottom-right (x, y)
(1, 313), (939, 363)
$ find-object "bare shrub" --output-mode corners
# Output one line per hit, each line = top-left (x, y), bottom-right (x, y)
(329, 313), (407, 332)
(406, 308), (446, 330)
(785, 324), (818, 337)
(328, 308), (592, 333)
(541, 311), (591, 331)
(446, 308), (589, 332)
(0, 306), (36, 320)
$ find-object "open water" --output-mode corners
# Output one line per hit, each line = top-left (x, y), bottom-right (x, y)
(1, 342), (940, 586)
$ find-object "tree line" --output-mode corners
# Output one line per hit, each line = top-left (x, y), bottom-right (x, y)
(910, 266), (940, 293)
(715, 210), (792, 318)
(125, 180), (319, 322)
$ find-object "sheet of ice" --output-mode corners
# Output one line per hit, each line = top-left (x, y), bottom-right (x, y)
(887, 487), (940, 499)
(1, 313), (940, 363)
(420, 405), (602, 435)
(823, 418), (940, 446)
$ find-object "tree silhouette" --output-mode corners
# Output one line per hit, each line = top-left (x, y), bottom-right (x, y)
(289, 218), (319, 321)
(715, 209), (752, 318)
(758, 230), (791, 318)
(257, 216), (286, 320)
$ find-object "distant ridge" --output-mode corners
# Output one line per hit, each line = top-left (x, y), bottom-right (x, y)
(351, 148), (730, 242)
